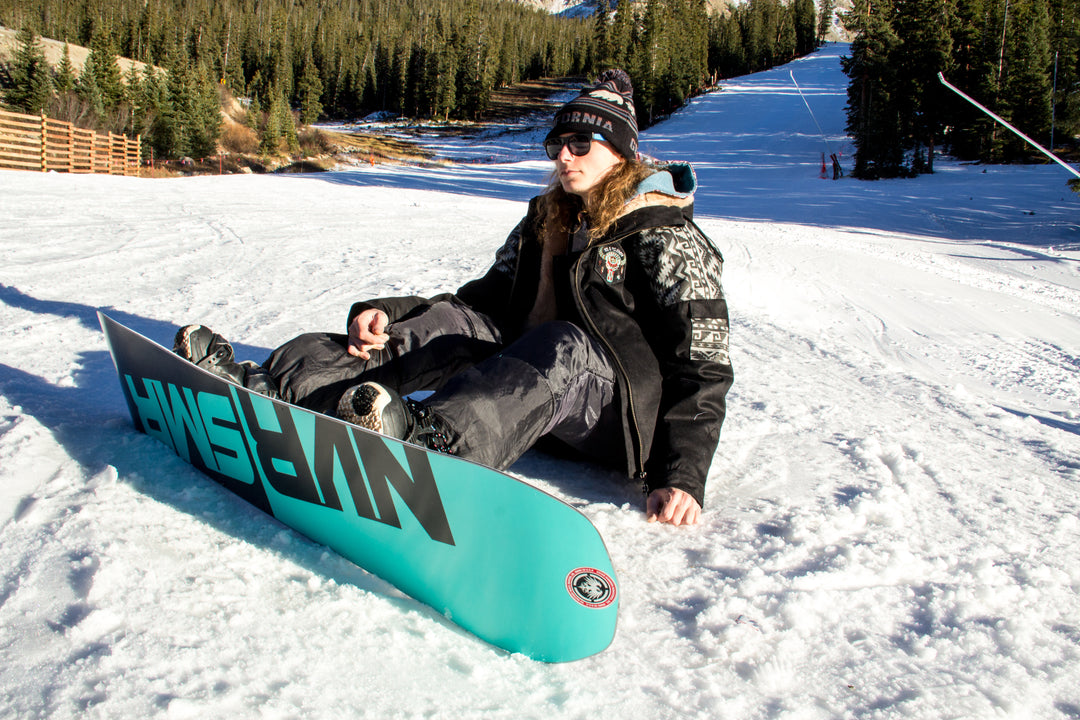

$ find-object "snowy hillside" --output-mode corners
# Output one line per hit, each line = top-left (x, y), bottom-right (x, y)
(0, 25), (153, 77)
(2, 44), (1079, 719)
(505, 0), (732, 20)
(508, 0), (597, 16)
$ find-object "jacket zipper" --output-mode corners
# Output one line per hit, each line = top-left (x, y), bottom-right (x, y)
(571, 232), (648, 484)
(506, 229), (526, 308)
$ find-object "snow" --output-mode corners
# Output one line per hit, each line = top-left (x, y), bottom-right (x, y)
(2, 43), (1079, 719)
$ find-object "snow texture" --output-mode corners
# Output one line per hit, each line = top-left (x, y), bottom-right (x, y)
(2, 44), (1079, 719)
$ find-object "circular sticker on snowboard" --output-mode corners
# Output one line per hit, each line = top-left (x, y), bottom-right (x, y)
(566, 567), (617, 609)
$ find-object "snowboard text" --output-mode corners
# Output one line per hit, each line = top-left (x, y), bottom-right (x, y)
(122, 374), (456, 546)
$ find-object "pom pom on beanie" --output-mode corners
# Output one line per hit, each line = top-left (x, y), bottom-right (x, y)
(596, 68), (633, 97)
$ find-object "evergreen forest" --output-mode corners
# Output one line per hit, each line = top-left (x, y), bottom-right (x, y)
(1, 0), (821, 161)
(842, 0), (1080, 178)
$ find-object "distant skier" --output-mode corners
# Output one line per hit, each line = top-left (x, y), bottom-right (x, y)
(175, 69), (734, 527)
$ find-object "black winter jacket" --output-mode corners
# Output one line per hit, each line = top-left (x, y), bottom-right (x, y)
(350, 163), (733, 507)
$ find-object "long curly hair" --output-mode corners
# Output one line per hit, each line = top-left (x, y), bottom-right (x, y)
(538, 158), (652, 252)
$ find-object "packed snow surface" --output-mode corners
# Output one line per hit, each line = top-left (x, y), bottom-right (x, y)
(2, 45), (1079, 719)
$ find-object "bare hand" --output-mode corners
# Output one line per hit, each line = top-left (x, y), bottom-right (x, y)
(646, 488), (701, 526)
(347, 308), (390, 360)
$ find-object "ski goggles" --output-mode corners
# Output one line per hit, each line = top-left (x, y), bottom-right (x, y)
(543, 133), (606, 160)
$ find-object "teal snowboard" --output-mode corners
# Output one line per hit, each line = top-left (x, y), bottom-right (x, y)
(99, 313), (618, 662)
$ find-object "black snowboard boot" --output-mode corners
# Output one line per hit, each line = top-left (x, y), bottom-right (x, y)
(337, 382), (456, 455)
(237, 361), (282, 399)
(173, 325), (280, 399)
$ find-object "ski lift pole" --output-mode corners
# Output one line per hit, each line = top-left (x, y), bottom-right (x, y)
(938, 72), (1080, 180)
(792, 72), (842, 178)
(791, 71), (833, 155)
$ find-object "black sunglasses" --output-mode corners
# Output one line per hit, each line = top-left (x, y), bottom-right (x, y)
(544, 133), (597, 160)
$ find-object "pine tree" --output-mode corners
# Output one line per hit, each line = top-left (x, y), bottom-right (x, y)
(6, 26), (53, 114)
(162, 54), (192, 156)
(688, 0), (711, 89)
(741, 1), (767, 72)
(894, 0), (955, 172)
(259, 88), (283, 155)
(246, 95), (263, 131)
(766, 0), (796, 63)
(85, 31), (125, 109)
(634, 0), (665, 122)
(608, 0), (634, 69)
(1047, 0), (1080, 146)
(47, 41), (86, 126)
(55, 42), (77, 94)
(818, 0), (836, 42)
(945, 0), (1001, 159)
(123, 61), (146, 138)
(794, 0), (819, 56)
(260, 83), (297, 154)
(298, 52), (324, 125)
(456, 12), (493, 120)
(267, 8), (293, 100)
(187, 64), (223, 157)
(998, 0), (1053, 159)
(842, 0), (905, 177)
(140, 61), (174, 158)
(594, 4), (612, 72)
(75, 60), (107, 123)
(433, 43), (458, 120)
(708, 12), (746, 79)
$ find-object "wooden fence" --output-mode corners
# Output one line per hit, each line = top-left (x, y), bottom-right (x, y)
(0, 108), (141, 176)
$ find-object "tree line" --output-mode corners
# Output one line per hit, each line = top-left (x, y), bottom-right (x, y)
(1, 0), (823, 161)
(842, 0), (1080, 178)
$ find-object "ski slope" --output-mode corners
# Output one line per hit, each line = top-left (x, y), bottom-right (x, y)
(1, 44), (1079, 719)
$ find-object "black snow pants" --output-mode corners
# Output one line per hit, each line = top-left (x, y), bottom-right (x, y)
(263, 301), (624, 471)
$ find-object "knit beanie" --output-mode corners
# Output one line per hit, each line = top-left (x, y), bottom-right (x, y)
(546, 69), (638, 160)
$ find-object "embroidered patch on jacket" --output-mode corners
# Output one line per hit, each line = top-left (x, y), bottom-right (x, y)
(596, 246), (627, 284)
(691, 317), (730, 363)
(635, 226), (725, 306)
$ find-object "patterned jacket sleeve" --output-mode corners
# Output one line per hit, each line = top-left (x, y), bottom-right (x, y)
(632, 221), (733, 507)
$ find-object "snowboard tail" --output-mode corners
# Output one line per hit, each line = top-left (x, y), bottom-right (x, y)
(98, 312), (618, 662)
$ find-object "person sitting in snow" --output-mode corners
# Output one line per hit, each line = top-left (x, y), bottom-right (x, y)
(174, 70), (734, 527)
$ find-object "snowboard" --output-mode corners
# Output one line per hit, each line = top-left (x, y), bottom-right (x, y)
(98, 312), (618, 662)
